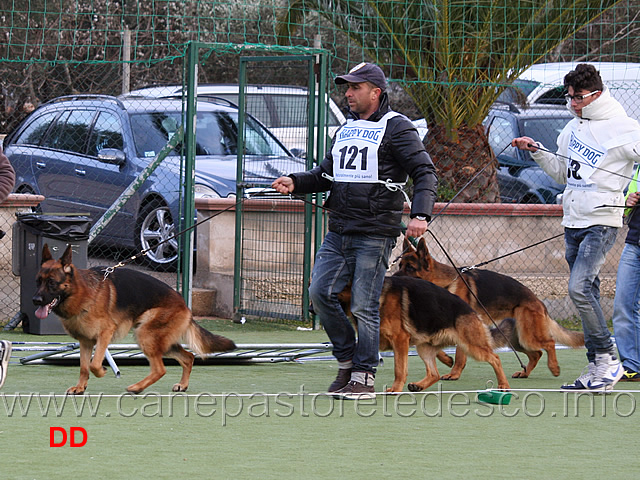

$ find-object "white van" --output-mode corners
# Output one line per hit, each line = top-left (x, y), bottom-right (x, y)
(498, 62), (640, 120)
(129, 84), (346, 159)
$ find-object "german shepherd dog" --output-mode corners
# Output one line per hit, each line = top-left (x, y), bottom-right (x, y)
(33, 244), (236, 395)
(396, 237), (584, 379)
(338, 275), (510, 392)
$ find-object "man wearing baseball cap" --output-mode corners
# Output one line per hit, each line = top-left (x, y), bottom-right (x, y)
(272, 63), (437, 399)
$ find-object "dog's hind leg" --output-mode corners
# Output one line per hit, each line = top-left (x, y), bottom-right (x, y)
(67, 339), (95, 395)
(460, 328), (510, 390)
(127, 319), (170, 393)
(126, 351), (167, 394)
(514, 306), (560, 377)
(470, 347), (511, 391)
(408, 343), (441, 392)
(511, 350), (543, 378)
(440, 346), (467, 380)
(164, 343), (195, 392)
(436, 349), (454, 367)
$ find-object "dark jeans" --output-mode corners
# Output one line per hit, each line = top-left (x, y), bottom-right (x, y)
(309, 231), (395, 374)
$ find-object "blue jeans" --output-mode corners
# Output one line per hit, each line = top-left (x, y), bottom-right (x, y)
(565, 226), (618, 363)
(612, 243), (640, 372)
(309, 231), (395, 375)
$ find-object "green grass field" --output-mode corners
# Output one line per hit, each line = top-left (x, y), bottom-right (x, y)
(2, 319), (639, 480)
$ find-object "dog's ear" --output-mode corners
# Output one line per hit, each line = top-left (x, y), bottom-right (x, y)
(60, 245), (73, 266)
(41, 244), (53, 264)
(416, 237), (430, 259)
(403, 236), (416, 252)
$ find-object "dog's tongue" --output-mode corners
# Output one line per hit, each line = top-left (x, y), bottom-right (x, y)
(35, 305), (51, 319)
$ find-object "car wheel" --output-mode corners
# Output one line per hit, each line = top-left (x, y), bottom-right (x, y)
(137, 201), (178, 271)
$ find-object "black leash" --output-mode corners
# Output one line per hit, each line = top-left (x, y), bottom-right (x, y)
(425, 230), (528, 372)
(528, 143), (636, 183)
(459, 232), (565, 273)
(101, 188), (276, 278)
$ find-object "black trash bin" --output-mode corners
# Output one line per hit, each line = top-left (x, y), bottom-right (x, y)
(12, 214), (91, 335)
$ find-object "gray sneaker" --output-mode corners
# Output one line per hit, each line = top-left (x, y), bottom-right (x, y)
(333, 380), (375, 400)
(328, 368), (352, 393)
(0, 340), (11, 389)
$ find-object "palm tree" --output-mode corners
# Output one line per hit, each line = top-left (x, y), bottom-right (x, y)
(277, 0), (623, 202)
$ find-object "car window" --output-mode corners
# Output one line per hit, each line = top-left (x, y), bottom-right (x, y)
(487, 116), (517, 158)
(496, 79), (540, 104)
(244, 115), (291, 155)
(13, 111), (60, 146)
(534, 86), (566, 105)
(130, 112), (183, 158)
(129, 110), (289, 158)
(521, 118), (568, 153)
(200, 92), (340, 129)
(88, 112), (124, 156)
(203, 93), (276, 128)
(269, 94), (341, 128)
(42, 109), (94, 154)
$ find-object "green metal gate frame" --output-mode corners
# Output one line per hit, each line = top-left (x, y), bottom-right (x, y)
(231, 54), (329, 326)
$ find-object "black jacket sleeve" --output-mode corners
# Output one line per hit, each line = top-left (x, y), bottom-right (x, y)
(386, 117), (438, 219)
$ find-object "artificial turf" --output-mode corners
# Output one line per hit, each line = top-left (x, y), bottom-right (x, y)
(1, 319), (638, 479)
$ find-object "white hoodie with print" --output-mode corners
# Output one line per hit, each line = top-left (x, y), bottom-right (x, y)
(531, 86), (640, 228)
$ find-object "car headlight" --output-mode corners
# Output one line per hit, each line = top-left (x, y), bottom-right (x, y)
(194, 184), (221, 199)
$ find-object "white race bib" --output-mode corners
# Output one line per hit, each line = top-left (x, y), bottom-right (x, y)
(332, 112), (399, 182)
(566, 130), (608, 191)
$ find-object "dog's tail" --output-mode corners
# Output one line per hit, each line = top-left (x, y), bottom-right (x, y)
(186, 321), (236, 355)
(548, 318), (585, 348)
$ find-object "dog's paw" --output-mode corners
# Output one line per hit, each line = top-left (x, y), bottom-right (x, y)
(511, 370), (529, 378)
(126, 385), (144, 394)
(407, 383), (424, 392)
(172, 383), (188, 392)
(440, 374), (460, 381)
(91, 366), (107, 378)
(66, 386), (86, 395)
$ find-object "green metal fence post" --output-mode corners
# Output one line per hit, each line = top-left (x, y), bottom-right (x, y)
(232, 59), (248, 321)
(181, 41), (199, 307)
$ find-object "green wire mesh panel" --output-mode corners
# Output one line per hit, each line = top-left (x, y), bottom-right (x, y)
(235, 198), (312, 324)
(232, 57), (318, 324)
(2, 1), (640, 327)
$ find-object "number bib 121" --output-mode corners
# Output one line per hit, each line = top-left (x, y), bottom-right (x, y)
(332, 112), (399, 182)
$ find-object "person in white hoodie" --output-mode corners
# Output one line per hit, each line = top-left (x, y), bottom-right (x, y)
(512, 63), (640, 391)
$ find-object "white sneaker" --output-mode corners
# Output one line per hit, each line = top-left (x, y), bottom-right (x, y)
(561, 362), (595, 390)
(0, 340), (11, 389)
(587, 353), (624, 391)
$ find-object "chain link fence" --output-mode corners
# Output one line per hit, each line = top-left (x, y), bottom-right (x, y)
(2, 1), (640, 327)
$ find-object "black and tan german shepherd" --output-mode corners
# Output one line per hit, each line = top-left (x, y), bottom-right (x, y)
(396, 237), (584, 379)
(32, 244), (236, 395)
(339, 275), (510, 392)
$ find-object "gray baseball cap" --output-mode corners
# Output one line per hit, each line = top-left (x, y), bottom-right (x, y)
(335, 62), (388, 91)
